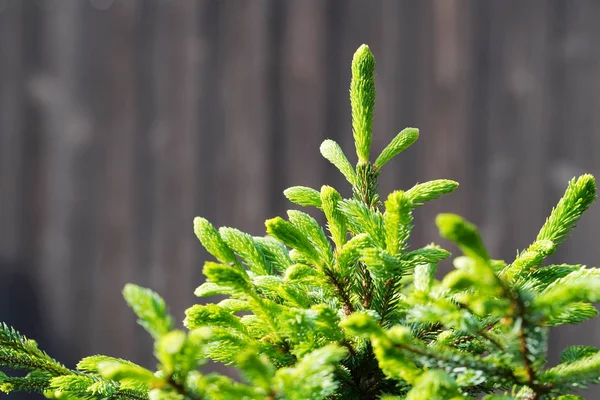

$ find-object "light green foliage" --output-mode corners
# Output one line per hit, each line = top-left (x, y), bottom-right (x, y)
(254, 236), (293, 272)
(219, 227), (271, 275)
(273, 344), (346, 400)
(406, 179), (459, 205)
(374, 128), (419, 169)
(319, 139), (357, 185)
(536, 174), (596, 246)
(560, 346), (600, 363)
(265, 216), (322, 267)
(405, 370), (463, 400)
(1, 44), (600, 400)
(0, 323), (70, 377)
(340, 197), (386, 246)
(503, 174), (597, 282)
(320, 185), (346, 249)
(123, 284), (174, 339)
(283, 186), (322, 208)
(437, 213), (490, 260)
(541, 351), (600, 389)
(193, 217), (240, 269)
(77, 356), (155, 382)
(383, 190), (413, 254)
(350, 44), (376, 163)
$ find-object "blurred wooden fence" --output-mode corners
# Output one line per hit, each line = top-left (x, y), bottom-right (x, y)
(1, 0), (600, 394)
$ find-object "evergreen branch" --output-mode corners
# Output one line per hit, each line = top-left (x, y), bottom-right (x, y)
(536, 175), (596, 247)
(0, 350), (68, 377)
(357, 261), (375, 309)
(560, 345), (599, 363)
(377, 278), (397, 326)
(0, 372), (51, 394)
(383, 190), (413, 255)
(339, 199), (385, 248)
(254, 236), (293, 273)
(374, 128), (419, 169)
(394, 339), (519, 387)
(0, 323), (70, 376)
(50, 374), (149, 400)
(123, 284), (173, 340)
(322, 266), (356, 316)
(353, 162), (381, 210)
(350, 44), (376, 163)
(265, 217), (322, 267)
(283, 186), (322, 208)
(451, 304), (504, 352)
(343, 314), (519, 388)
(321, 185), (347, 250)
(510, 291), (548, 398)
(503, 175), (596, 282)
(220, 227), (271, 275)
(194, 217), (241, 269)
(287, 210), (333, 267)
(320, 139), (357, 186)
(436, 213), (490, 261)
(405, 179), (459, 205)
(540, 351), (600, 391)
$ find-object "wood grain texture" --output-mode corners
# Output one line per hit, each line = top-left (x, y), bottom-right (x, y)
(0, 2), (599, 395)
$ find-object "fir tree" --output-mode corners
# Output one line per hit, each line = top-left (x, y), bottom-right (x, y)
(1, 44), (600, 399)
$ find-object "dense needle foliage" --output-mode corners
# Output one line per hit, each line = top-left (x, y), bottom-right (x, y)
(2, 44), (600, 400)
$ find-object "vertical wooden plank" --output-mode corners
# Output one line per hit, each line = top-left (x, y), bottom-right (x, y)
(85, 0), (140, 359)
(322, 0), (350, 190)
(546, 0), (600, 265)
(479, 2), (546, 262)
(132, 0), (160, 306)
(148, 0), (201, 324)
(378, 1), (425, 200)
(483, 0), (551, 257)
(130, 0), (158, 364)
(467, 0), (494, 241)
(190, 1), (232, 376)
(193, 0), (223, 225)
(322, 0), (382, 197)
(279, 0), (327, 213)
(260, 0), (286, 217)
(545, 3), (600, 396)
(415, 0), (473, 255)
(0, 0), (24, 264)
(503, 1), (551, 254)
(17, 0), (45, 291)
(213, 0), (271, 234)
(0, 4), (51, 382)
(32, 0), (90, 361)
(336, 0), (382, 157)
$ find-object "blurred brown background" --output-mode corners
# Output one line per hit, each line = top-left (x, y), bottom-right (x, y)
(1, 0), (600, 396)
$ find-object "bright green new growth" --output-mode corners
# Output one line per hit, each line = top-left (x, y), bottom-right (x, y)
(351, 44), (376, 164)
(1, 44), (599, 400)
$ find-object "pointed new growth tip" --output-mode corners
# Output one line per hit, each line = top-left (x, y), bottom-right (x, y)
(502, 174), (597, 282)
(320, 139), (357, 185)
(436, 213), (490, 261)
(374, 128), (419, 169)
(351, 44), (376, 164)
